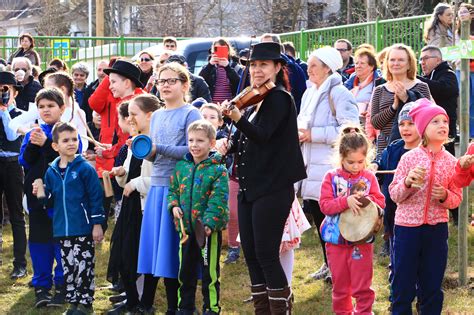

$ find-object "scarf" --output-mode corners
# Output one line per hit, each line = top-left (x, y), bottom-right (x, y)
(350, 72), (374, 97)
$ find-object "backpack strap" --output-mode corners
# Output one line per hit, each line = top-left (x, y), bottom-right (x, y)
(327, 86), (336, 118)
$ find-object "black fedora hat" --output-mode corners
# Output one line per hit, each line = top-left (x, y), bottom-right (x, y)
(249, 42), (286, 64)
(0, 71), (23, 91)
(38, 67), (58, 87)
(104, 60), (144, 88)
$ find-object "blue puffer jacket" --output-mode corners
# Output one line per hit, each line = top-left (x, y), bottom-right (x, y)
(44, 154), (105, 238)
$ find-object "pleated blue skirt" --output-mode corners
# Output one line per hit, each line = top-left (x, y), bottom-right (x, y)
(137, 186), (179, 278)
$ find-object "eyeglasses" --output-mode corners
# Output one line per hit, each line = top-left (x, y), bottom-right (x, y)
(342, 126), (361, 134)
(156, 78), (183, 86)
(14, 68), (27, 72)
(418, 56), (438, 63)
(140, 57), (152, 62)
(336, 48), (350, 52)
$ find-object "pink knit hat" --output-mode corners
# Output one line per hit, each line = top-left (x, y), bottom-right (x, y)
(408, 98), (449, 137)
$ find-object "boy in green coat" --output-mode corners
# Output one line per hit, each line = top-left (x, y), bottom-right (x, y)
(168, 119), (229, 314)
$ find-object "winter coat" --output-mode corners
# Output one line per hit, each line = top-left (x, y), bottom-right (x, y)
(426, 24), (454, 48)
(8, 48), (41, 66)
(298, 74), (359, 201)
(452, 142), (474, 188)
(417, 61), (458, 128)
(14, 76), (42, 112)
(389, 146), (462, 227)
(282, 54), (307, 113)
(198, 60), (241, 98)
(45, 155), (105, 238)
(167, 152), (229, 234)
(319, 168), (385, 245)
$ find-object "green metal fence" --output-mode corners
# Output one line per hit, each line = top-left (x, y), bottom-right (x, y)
(280, 14), (431, 61)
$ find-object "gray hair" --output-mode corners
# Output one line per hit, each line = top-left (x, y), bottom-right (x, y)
(71, 62), (90, 77)
(421, 45), (443, 58)
(12, 57), (32, 72)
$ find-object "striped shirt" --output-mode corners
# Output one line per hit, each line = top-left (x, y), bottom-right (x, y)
(212, 66), (233, 103)
(370, 81), (431, 158)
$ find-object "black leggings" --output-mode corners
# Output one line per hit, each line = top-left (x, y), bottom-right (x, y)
(238, 186), (293, 289)
(303, 199), (328, 265)
(141, 274), (179, 311)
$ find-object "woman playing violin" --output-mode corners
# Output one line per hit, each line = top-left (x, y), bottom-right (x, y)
(218, 42), (306, 313)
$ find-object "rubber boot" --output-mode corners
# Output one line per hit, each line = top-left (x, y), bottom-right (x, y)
(267, 286), (292, 315)
(251, 284), (270, 315)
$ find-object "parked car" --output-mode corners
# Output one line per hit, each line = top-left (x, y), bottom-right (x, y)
(132, 37), (256, 75)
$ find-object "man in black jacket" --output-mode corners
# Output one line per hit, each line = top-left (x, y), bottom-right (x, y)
(418, 45), (459, 225)
(12, 57), (41, 112)
(81, 60), (108, 123)
(417, 45), (459, 156)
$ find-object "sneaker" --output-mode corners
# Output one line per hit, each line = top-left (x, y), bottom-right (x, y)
(308, 263), (330, 280)
(224, 247), (240, 264)
(107, 301), (127, 314)
(47, 285), (66, 307)
(62, 303), (77, 315)
(109, 292), (127, 303)
(35, 287), (52, 308)
(10, 265), (28, 279)
(137, 305), (156, 314)
(324, 274), (332, 284)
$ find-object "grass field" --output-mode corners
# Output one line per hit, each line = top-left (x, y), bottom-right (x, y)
(0, 219), (472, 314)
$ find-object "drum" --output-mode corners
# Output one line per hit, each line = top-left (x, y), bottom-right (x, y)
(339, 197), (383, 244)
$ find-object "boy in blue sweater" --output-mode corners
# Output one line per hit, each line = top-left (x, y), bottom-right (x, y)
(34, 122), (104, 315)
(375, 102), (420, 306)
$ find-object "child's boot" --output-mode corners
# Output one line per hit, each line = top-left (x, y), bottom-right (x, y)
(34, 287), (52, 308)
(48, 284), (66, 307)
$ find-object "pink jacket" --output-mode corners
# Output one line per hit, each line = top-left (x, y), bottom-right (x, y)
(452, 142), (474, 188)
(319, 168), (385, 216)
(389, 146), (462, 227)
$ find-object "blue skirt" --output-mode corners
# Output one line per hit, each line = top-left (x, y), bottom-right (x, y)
(137, 186), (179, 278)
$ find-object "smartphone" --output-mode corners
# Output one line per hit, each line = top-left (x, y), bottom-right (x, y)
(214, 46), (229, 59)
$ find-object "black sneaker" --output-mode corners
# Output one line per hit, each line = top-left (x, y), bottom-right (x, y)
(109, 292), (127, 303)
(47, 285), (66, 307)
(35, 287), (52, 308)
(106, 301), (127, 314)
(10, 265), (28, 279)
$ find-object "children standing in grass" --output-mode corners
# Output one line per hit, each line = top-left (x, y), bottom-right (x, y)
(36, 122), (104, 315)
(389, 99), (462, 314)
(168, 119), (229, 314)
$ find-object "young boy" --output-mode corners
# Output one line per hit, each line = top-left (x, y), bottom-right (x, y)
(167, 119), (229, 314)
(375, 102), (421, 307)
(20, 87), (83, 308)
(35, 122), (105, 315)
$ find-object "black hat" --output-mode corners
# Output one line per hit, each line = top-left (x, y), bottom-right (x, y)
(167, 54), (187, 66)
(104, 60), (144, 88)
(38, 67), (58, 87)
(0, 71), (23, 91)
(249, 42), (285, 64)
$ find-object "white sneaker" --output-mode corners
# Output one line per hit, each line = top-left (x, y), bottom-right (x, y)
(308, 263), (330, 280)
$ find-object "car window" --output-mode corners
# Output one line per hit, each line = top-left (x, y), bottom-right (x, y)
(190, 50), (210, 75)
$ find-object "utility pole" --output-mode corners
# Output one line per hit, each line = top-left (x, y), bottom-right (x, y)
(96, 0), (105, 45)
(457, 0), (469, 287)
(347, 0), (352, 24)
(367, 0), (376, 21)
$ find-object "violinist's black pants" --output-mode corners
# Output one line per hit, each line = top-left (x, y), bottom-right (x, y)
(238, 186), (293, 289)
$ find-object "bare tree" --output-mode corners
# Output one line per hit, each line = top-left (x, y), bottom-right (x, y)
(36, 0), (71, 36)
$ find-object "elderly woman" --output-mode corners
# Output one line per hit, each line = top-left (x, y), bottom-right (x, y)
(7, 34), (40, 66)
(425, 3), (454, 47)
(297, 47), (359, 282)
(71, 62), (90, 113)
(370, 44), (431, 159)
(344, 47), (384, 137)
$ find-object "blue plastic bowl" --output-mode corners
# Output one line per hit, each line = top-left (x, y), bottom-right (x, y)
(131, 134), (152, 159)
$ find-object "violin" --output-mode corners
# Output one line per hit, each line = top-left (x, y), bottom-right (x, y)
(225, 79), (276, 112)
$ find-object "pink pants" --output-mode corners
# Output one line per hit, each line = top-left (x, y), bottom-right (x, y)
(227, 179), (240, 247)
(326, 243), (375, 315)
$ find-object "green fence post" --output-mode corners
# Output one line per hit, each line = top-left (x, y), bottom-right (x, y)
(300, 28), (307, 61)
(375, 17), (382, 51)
(119, 36), (125, 57)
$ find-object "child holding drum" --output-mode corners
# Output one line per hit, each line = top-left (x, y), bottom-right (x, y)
(389, 98), (462, 314)
(319, 126), (385, 315)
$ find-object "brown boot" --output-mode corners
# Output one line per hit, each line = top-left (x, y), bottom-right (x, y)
(267, 286), (292, 315)
(251, 284), (270, 314)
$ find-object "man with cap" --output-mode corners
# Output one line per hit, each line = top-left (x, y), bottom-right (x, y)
(165, 54), (211, 102)
(0, 71), (28, 279)
(89, 60), (145, 228)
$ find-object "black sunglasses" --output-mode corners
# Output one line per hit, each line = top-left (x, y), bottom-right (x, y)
(140, 57), (152, 62)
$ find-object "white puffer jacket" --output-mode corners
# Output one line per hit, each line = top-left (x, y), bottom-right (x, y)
(298, 74), (359, 201)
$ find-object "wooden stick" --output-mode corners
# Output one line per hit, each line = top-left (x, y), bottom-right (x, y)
(375, 170), (396, 174)
(102, 171), (114, 198)
(179, 217), (188, 244)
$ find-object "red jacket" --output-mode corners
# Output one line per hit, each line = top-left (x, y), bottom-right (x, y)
(88, 75), (145, 177)
(452, 142), (474, 188)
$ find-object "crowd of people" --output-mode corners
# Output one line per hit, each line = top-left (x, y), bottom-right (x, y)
(0, 4), (473, 314)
